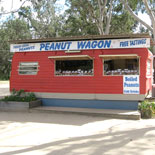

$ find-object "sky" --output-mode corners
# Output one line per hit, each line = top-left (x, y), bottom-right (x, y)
(0, 0), (151, 26)
(0, 0), (66, 10)
(0, 0), (31, 13)
(0, 0), (66, 17)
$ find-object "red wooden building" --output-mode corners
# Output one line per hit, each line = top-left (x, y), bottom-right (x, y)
(10, 34), (152, 110)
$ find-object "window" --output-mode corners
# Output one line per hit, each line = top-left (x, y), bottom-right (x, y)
(55, 60), (93, 76)
(103, 58), (139, 76)
(18, 62), (39, 75)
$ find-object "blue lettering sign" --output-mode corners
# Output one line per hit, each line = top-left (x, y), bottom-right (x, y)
(85, 41), (91, 49)
(98, 41), (104, 48)
(78, 40), (111, 49)
(130, 90), (139, 93)
(61, 43), (66, 49)
(123, 75), (139, 94)
(124, 82), (139, 87)
(120, 41), (128, 47)
(78, 41), (86, 49)
(124, 90), (129, 93)
(40, 42), (72, 51)
(11, 37), (149, 52)
(45, 43), (50, 50)
(66, 42), (72, 49)
(91, 41), (97, 48)
(40, 43), (45, 50)
(104, 40), (111, 48)
(19, 46), (35, 51)
(125, 77), (137, 81)
(22, 44), (29, 47)
(130, 39), (146, 46)
(14, 45), (21, 48)
(50, 43), (55, 50)
(55, 42), (61, 50)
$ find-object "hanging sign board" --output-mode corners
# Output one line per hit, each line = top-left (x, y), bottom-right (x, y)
(123, 75), (140, 94)
(10, 38), (150, 52)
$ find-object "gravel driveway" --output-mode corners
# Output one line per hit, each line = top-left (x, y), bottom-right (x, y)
(0, 112), (155, 155)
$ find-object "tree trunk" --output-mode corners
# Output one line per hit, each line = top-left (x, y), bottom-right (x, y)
(120, 0), (153, 33)
(105, 0), (113, 35)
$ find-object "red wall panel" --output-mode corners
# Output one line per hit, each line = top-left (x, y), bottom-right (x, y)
(10, 48), (152, 95)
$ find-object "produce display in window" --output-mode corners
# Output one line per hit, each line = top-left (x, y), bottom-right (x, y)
(55, 60), (93, 76)
(104, 59), (139, 75)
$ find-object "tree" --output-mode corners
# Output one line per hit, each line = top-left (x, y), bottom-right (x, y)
(120, 0), (155, 53)
(0, 18), (32, 79)
(62, 0), (137, 36)
(63, 0), (114, 35)
(109, 2), (137, 34)
(62, 4), (99, 36)
(18, 0), (62, 38)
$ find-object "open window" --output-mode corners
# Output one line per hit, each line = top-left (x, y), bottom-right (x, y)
(99, 54), (139, 76)
(55, 60), (93, 76)
(18, 62), (39, 75)
(48, 55), (93, 76)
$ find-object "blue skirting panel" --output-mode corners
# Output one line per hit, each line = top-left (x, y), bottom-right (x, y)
(41, 98), (138, 110)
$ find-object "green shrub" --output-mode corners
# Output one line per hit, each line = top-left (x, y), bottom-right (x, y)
(139, 100), (155, 118)
(0, 89), (37, 102)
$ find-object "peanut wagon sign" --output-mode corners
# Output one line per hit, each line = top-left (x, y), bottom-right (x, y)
(10, 38), (150, 52)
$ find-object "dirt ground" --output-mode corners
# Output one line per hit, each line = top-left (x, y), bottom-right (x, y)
(0, 81), (155, 154)
(0, 111), (155, 155)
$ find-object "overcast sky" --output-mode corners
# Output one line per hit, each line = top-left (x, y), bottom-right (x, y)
(1, 0), (30, 12)
(0, 0), (66, 14)
(0, 0), (151, 26)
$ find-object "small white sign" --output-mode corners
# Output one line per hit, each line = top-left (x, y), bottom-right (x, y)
(123, 75), (139, 94)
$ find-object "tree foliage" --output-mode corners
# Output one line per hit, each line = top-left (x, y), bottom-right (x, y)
(0, 18), (32, 79)
(120, 0), (155, 52)
(18, 0), (62, 38)
(62, 0), (136, 36)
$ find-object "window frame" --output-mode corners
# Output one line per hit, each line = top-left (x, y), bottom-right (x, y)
(18, 62), (39, 75)
(54, 59), (94, 77)
(102, 57), (140, 76)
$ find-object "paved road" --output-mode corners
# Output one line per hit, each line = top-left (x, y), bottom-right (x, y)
(0, 112), (155, 155)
